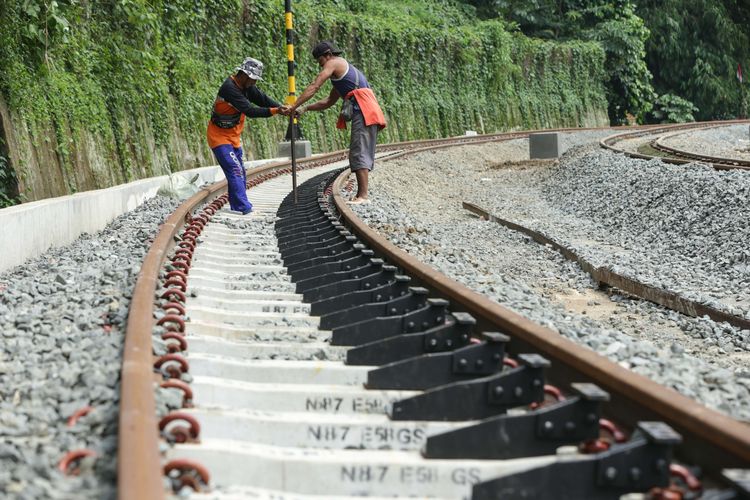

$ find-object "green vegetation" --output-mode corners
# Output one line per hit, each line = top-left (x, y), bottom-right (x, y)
(466, 0), (750, 121)
(0, 137), (19, 208)
(635, 0), (750, 120)
(1, 0), (747, 204)
(0, 0), (608, 202)
(648, 93), (698, 124)
(465, 0), (655, 124)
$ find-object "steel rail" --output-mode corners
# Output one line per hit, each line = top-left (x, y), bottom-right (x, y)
(331, 167), (750, 473)
(120, 121), (750, 498)
(462, 201), (750, 331)
(117, 135), (524, 498)
(600, 119), (750, 169)
(117, 154), (346, 499)
(651, 132), (750, 169)
(119, 183), (222, 500)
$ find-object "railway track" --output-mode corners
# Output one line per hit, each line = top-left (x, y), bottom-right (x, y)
(601, 120), (750, 170)
(116, 128), (750, 499)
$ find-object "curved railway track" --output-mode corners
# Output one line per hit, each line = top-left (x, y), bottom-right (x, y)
(601, 120), (750, 170)
(117, 127), (750, 499)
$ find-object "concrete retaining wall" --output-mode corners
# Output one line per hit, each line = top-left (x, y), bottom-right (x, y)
(0, 159), (280, 274)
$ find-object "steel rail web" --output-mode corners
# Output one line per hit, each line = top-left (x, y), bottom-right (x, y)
(118, 122), (749, 498)
(600, 119), (750, 169)
(331, 169), (750, 473)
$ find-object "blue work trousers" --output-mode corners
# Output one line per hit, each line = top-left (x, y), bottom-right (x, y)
(212, 144), (252, 213)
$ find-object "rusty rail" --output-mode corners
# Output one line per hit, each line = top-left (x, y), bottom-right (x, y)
(600, 119), (750, 170)
(120, 122), (750, 498)
(119, 184), (220, 500)
(651, 132), (750, 170)
(462, 201), (750, 331)
(118, 154), (346, 499)
(331, 167), (750, 472)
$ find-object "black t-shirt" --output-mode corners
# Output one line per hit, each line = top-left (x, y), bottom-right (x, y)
(215, 77), (282, 118)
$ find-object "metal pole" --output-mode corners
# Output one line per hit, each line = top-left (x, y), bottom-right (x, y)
(290, 114), (297, 204)
(285, 0), (298, 204)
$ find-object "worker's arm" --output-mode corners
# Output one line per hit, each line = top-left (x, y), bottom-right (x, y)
(300, 88), (341, 113)
(246, 86), (284, 110)
(290, 62), (337, 111)
(219, 80), (279, 118)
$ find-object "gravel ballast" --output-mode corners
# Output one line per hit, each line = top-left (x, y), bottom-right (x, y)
(660, 124), (750, 160)
(0, 196), (179, 499)
(349, 130), (750, 421)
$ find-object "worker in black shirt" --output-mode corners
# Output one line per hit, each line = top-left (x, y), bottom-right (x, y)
(207, 58), (289, 214)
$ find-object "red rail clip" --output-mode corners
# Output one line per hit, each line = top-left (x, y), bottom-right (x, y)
(66, 406), (94, 427)
(159, 412), (201, 443)
(160, 379), (194, 408)
(58, 449), (96, 476)
(164, 459), (210, 493)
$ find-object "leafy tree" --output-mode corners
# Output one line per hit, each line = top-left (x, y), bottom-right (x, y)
(463, 0), (654, 124)
(649, 93), (698, 123)
(635, 0), (750, 120)
(0, 0), (609, 203)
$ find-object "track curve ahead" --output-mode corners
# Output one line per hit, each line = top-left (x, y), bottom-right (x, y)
(119, 129), (750, 499)
(601, 120), (750, 170)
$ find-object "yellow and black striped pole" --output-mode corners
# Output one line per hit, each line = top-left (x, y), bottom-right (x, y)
(284, 0), (301, 203)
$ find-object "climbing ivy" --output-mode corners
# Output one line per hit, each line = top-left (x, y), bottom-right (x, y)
(0, 137), (19, 208)
(0, 0), (608, 202)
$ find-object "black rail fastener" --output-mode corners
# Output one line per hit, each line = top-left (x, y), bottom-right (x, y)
(366, 331), (509, 390)
(277, 210), (338, 228)
(276, 216), (339, 238)
(716, 469), (750, 499)
(471, 422), (682, 500)
(277, 223), (344, 248)
(320, 286), (429, 330)
(287, 244), (375, 284)
(278, 222), (344, 247)
(280, 229), (353, 259)
(389, 353), (548, 421)
(311, 274), (411, 316)
(275, 206), (327, 226)
(286, 243), (367, 275)
(423, 383), (609, 459)
(275, 214), (332, 233)
(284, 236), (359, 267)
(295, 255), (384, 293)
(302, 261), (396, 303)
(345, 311), (476, 366)
(330, 298), (450, 346)
(287, 243), (375, 281)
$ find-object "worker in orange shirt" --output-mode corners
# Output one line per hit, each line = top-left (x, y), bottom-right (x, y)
(207, 58), (289, 214)
(288, 42), (386, 205)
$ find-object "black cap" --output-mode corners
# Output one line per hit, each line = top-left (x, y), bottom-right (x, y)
(312, 41), (343, 59)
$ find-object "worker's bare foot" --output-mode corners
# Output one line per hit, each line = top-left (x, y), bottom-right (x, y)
(346, 197), (371, 205)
